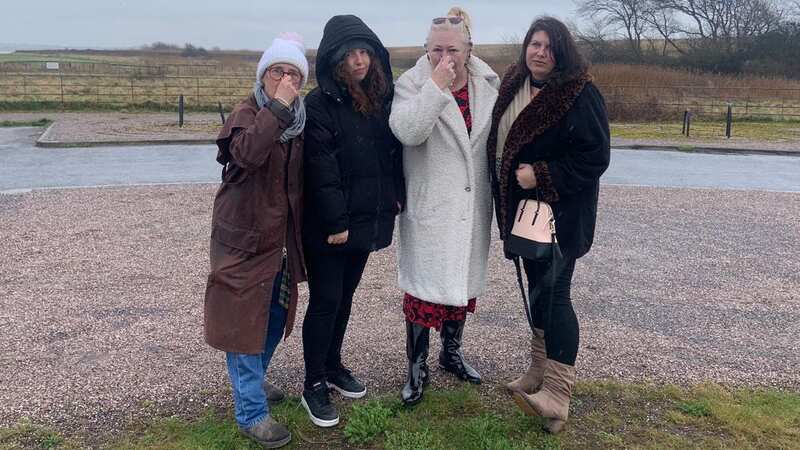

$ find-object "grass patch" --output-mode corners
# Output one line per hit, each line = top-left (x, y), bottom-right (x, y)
(0, 420), (71, 450)
(677, 399), (713, 417)
(0, 118), (52, 127)
(611, 119), (800, 141)
(343, 400), (395, 445)
(4, 381), (799, 449)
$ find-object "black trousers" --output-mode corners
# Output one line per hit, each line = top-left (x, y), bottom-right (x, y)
(522, 257), (579, 366)
(302, 249), (370, 388)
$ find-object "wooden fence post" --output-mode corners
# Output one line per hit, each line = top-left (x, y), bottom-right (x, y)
(60, 75), (64, 106)
(179, 94), (184, 128)
(686, 112), (692, 137)
(682, 110), (689, 135)
(725, 104), (732, 139)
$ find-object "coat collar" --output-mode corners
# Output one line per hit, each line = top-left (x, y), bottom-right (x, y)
(407, 54), (498, 149)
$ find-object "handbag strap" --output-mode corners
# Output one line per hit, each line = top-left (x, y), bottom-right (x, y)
(513, 229), (560, 339)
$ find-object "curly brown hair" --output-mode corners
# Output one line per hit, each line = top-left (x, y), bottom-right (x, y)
(333, 54), (388, 116)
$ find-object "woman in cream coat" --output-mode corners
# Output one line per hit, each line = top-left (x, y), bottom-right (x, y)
(389, 7), (499, 406)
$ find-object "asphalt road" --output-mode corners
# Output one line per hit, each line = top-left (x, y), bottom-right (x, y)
(2, 126), (799, 192)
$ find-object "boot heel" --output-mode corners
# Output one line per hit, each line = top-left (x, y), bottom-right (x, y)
(545, 419), (566, 434)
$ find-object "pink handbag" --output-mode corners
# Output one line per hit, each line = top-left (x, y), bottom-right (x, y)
(505, 198), (560, 262)
(505, 194), (564, 334)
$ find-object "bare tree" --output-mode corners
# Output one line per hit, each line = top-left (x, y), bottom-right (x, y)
(575, 0), (651, 59)
(641, 0), (687, 55)
(573, 16), (617, 62)
(656, 0), (785, 54)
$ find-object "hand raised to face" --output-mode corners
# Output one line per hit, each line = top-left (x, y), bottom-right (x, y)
(273, 75), (300, 107)
(431, 54), (456, 90)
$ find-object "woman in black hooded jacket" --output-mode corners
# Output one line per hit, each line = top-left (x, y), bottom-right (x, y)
(300, 15), (404, 428)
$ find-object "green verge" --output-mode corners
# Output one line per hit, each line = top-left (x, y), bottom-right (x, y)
(0, 118), (52, 127)
(3, 381), (798, 450)
(611, 119), (800, 142)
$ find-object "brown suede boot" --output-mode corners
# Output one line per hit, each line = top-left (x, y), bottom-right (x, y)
(505, 329), (547, 395)
(512, 359), (576, 434)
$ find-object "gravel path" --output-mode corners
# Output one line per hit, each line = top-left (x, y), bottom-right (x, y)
(1, 184), (798, 434)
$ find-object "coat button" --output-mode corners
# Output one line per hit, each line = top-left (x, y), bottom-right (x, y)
(464, 187), (471, 192)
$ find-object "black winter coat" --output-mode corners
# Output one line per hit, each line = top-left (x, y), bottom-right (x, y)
(303, 15), (404, 253)
(489, 66), (610, 260)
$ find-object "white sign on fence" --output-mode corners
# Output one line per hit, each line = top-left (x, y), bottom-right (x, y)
(45, 62), (59, 70)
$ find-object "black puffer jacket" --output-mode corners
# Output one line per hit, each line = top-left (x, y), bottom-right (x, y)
(303, 15), (404, 253)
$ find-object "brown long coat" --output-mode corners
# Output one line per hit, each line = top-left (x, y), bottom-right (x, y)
(204, 94), (306, 354)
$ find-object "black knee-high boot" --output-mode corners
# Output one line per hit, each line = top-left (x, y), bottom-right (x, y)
(401, 320), (430, 405)
(438, 319), (481, 384)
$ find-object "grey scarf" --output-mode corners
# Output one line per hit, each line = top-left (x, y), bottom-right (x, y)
(254, 80), (306, 143)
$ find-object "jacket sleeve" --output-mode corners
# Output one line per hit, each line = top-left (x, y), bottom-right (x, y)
(533, 84), (611, 200)
(227, 100), (295, 170)
(389, 72), (451, 147)
(304, 95), (349, 234)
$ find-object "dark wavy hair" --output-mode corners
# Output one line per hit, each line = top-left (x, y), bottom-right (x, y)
(518, 16), (588, 85)
(333, 54), (388, 116)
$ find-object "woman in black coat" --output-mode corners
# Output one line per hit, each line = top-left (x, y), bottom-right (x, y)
(488, 17), (610, 433)
(301, 15), (404, 428)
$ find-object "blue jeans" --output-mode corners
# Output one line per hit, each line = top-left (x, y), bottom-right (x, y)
(225, 272), (288, 428)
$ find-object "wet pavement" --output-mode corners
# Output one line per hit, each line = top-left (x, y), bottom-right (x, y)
(2, 126), (799, 193)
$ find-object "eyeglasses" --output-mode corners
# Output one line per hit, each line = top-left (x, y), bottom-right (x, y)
(432, 16), (464, 25)
(267, 66), (302, 83)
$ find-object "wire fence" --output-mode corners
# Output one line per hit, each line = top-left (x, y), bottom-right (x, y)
(0, 60), (241, 77)
(599, 84), (800, 120)
(0, 73), (254, 109)
(1, 73), (800, 119)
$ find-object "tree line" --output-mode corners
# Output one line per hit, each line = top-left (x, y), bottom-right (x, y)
(573, 0), (800, 76)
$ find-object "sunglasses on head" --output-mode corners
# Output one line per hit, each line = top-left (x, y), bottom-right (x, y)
(432, 16), (464, 25)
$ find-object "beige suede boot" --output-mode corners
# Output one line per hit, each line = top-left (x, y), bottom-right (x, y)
(512, 359), (576, 434)
(505, 329), (547, 395)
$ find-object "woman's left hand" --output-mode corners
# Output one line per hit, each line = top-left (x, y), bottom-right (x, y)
(516, 163), (538, 189)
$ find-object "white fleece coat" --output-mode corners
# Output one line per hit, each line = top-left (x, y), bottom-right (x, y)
(390, 55), (499, 306)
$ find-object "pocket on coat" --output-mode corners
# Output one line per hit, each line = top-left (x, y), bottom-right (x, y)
(222, 164), (249, 185)
(208, 237), (273, 294)
(211, 220), (260, 253)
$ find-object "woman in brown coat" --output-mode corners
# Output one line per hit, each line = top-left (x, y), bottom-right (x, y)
(203, 32), (308, 449)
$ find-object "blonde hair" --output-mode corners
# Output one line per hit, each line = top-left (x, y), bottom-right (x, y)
(426, 6), (473, 46)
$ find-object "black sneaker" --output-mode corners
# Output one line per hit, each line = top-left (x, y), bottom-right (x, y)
(327, 367), (367, 399)
(301, 382), (339, 427)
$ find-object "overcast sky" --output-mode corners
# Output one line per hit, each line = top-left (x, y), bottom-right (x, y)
(1, 1), (579, 50)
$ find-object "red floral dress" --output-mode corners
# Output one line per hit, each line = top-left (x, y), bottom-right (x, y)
(403, 83), (476, 330)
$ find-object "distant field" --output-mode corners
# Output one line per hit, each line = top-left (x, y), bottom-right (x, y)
(1, 48), (799, 119)
(0, 51), (139, 65)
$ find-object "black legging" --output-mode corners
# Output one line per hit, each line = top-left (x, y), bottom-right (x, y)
(522, 257), (579, 366)
(302, 249), (370, 388)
